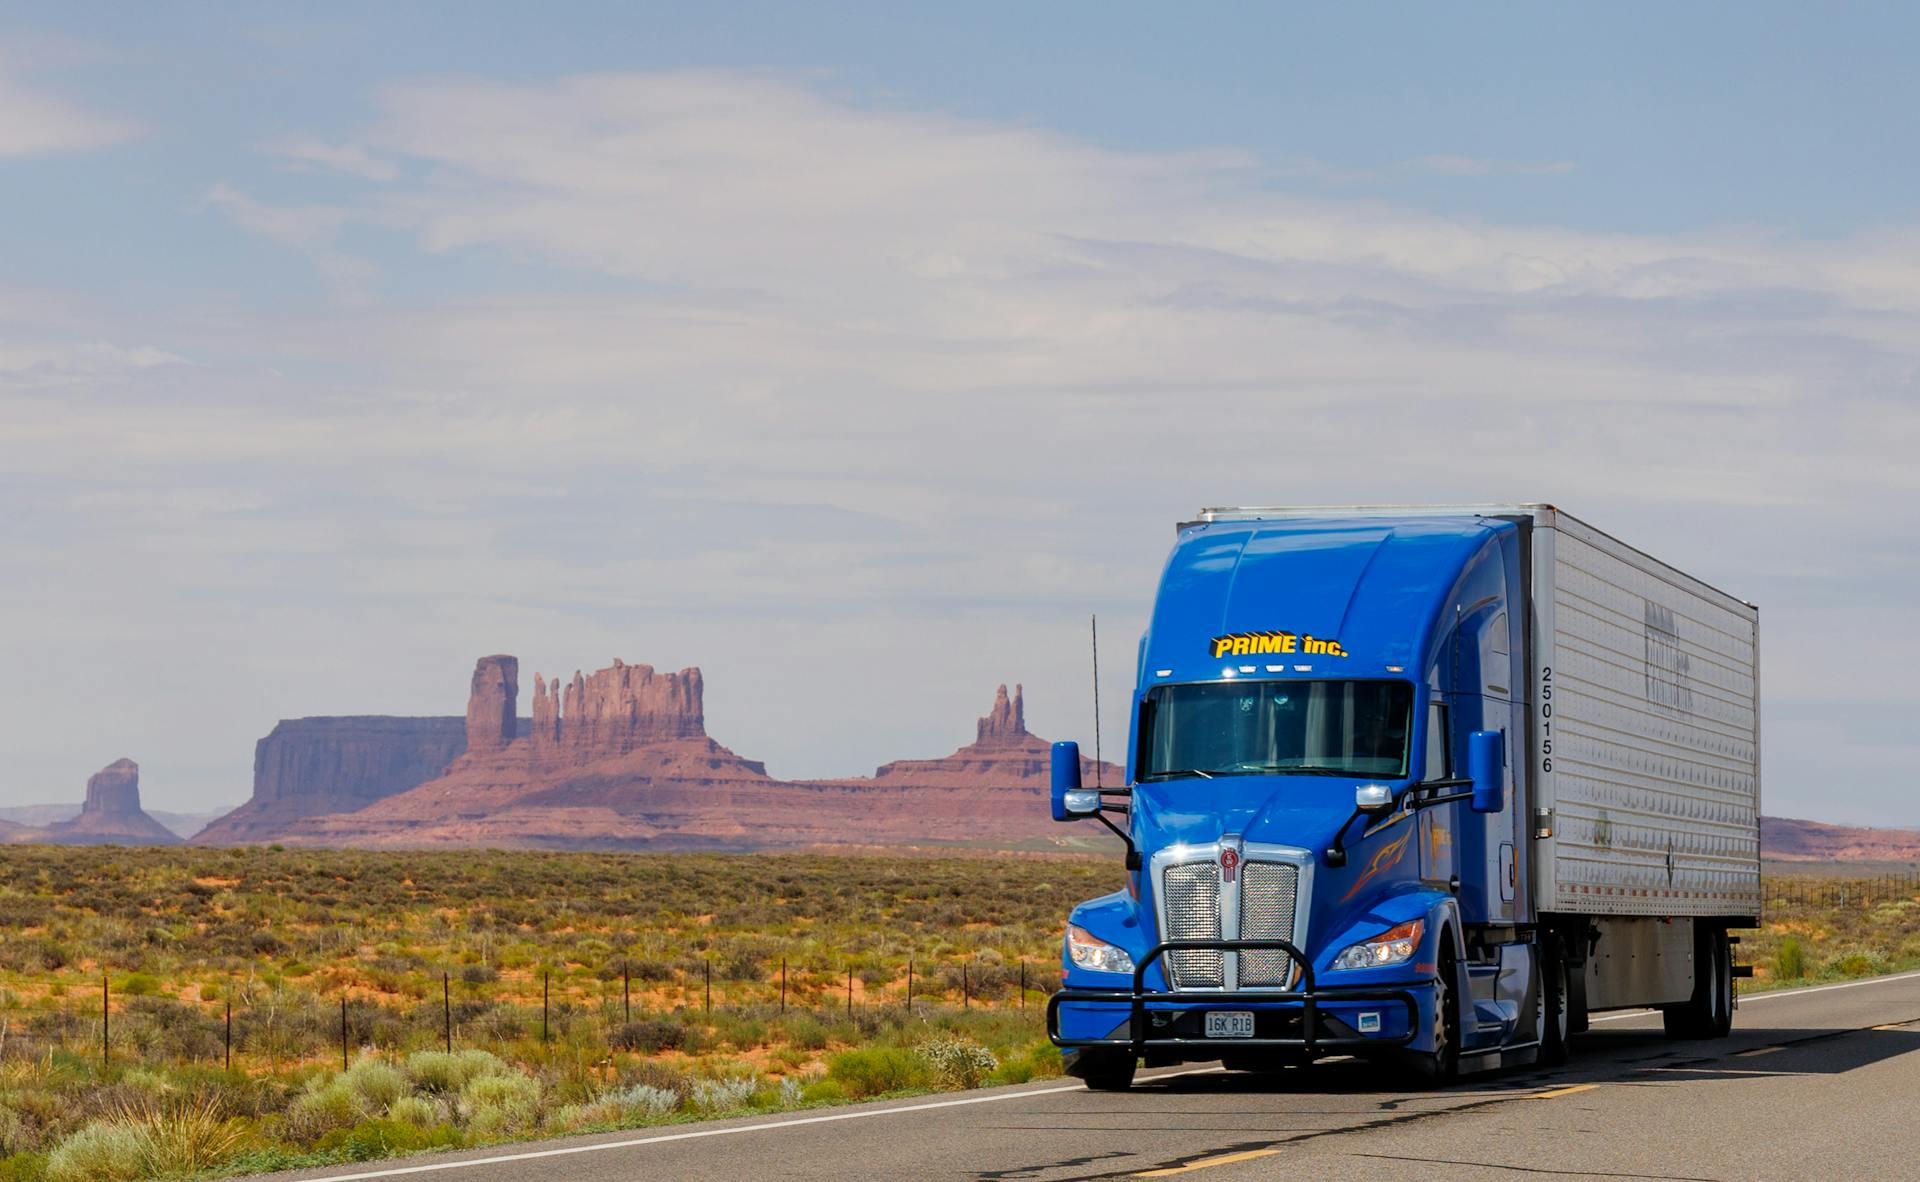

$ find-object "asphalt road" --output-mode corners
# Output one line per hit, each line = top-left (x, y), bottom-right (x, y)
(251, 970), (1920, 1182)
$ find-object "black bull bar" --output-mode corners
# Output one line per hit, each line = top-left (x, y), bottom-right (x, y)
(1047, 938), (1420, 1054)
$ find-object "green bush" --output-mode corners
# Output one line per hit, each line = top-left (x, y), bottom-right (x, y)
(609, 1019), (684, 1053)
(1831, 950), (1886, 978)
(316, 1118), (457, 1161)
(915, 1038), (996, 1088)
(386, 1096), (440, 1127)
(825, 1048), (932, 1098)
(286, 1079), (360, 1144)
(404, 1050), (505, 1094)
(45, 1123), (152, 1182)
(0, 1153), (49, 1182)
(460, 1073), (540, 1135)
(342, 1060), (409, 1112)
(1773, 936), (1807, 981)
(114, 973), (160, 998)
(781, 1013), (831, 1051)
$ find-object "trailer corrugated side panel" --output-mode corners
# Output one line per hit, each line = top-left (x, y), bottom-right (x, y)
(1531, 513), (1760, 919)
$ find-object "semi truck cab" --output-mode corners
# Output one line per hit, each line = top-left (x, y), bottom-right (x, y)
(1046, 506), (1760, 1088)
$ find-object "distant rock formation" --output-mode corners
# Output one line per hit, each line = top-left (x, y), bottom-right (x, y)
(466, 655), (519, 754)
(259, 668), (1121, 851)
(529, 661), (705, 767)
(83, 758), (141, 813)
(193, 716), (473, 844)
(39, 760), (180, 846)
(1762, 816), (1920, 863)
(863, 683), (1115, 791)
(975, 684), (1026, 748)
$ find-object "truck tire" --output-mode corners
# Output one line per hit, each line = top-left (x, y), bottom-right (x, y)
(1074, 1049), (1137, 1091)
(1538, 943), (1570, 1066)
(1410, 943), (1462, 1083)
(1663, 925), (1731, 1039)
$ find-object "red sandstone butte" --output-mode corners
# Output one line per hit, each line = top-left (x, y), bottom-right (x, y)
(37, 759), (181, 846)
(466, 655), (518, 754)
(193, 716), (472, 843)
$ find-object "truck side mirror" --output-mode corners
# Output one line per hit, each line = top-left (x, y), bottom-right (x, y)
(1354, 784), (1393, 814)
(1051, 741), (1098, 820)
(1468, 729), (1505, 814)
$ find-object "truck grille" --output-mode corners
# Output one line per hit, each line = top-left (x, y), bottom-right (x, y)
(1156, 850), (1304, 990)
(1239, 861), (1300, 986)
(1161, 861), (1223, 988)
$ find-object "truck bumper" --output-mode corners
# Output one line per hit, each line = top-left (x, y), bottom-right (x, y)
(1048, 938), (1423, 1058)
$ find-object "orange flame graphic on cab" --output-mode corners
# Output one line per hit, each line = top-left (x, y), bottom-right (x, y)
(1341, 826), (1413, 903)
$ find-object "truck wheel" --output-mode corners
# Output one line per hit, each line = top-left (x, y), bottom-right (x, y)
(1074, 1049), (1137, 1091)
(1707, 928), (1733, 1037)
(1663, 925), (1730, 1039)
(1539, 944), (1570, 1066)
(1411, 944), (1462, 1083)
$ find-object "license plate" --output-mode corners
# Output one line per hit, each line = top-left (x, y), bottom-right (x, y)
(1204, 1011), (1255, 1039)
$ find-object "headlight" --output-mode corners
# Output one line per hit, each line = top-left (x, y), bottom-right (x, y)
(1066, 924), (1135, 974)
(1330, 919), (1424, 971)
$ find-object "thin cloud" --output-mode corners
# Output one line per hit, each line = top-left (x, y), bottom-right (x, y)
(1404, 154), (1577, 177)
(267, 137), (400, 182)
(0, 64), (138, 157)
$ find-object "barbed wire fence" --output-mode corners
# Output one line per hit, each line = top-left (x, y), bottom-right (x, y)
(0, 950), (1061, 1071)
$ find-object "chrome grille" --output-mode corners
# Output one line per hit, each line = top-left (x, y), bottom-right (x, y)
(1161, 861), (1223, 988)
(1238, 861), (1300, 986)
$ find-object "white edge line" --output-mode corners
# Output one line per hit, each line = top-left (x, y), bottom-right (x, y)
(290, 1067), (1225, 1181)
(1589, 968), (1920, 1023)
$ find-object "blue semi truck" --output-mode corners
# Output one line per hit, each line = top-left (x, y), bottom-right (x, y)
(1047, 505), (1761, 1086)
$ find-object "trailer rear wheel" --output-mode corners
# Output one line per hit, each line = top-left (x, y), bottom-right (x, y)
(1662, 925), (1731, 1039)
(1539, 943), (1570, 1065)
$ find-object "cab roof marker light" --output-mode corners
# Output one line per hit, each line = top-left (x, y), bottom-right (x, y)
(1385, 665), (1405, 673)
(1155, 669), (1172, 678)
(1238, 665), (1256, 673)
(1294, 664), (1312, 672)
(1265, 665), (1284, 672)
(1221, 668), (1236, 678)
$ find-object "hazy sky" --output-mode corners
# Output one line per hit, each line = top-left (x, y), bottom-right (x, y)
(3, 4), (1915, 823)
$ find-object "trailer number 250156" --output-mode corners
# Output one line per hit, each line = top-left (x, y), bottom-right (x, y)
(1539, 666), (1553, 774)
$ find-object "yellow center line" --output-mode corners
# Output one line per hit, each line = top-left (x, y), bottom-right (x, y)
(1533, 1083), (1601, 1099)
(1735, 1045), (1783, 1058)
(1136, 1148), (1284, 1176)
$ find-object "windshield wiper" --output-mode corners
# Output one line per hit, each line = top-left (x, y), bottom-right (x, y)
(1228, 763), (1367, 776)
(1140, 767), (1215, 781)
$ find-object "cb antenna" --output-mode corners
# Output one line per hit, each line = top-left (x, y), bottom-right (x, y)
(1090, 613), (1102, 790)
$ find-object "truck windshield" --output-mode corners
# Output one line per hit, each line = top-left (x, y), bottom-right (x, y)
(1137, 680), (1413, 781)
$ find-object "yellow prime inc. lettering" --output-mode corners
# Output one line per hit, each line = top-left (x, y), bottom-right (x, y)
(1209, 630), (1328, 660)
